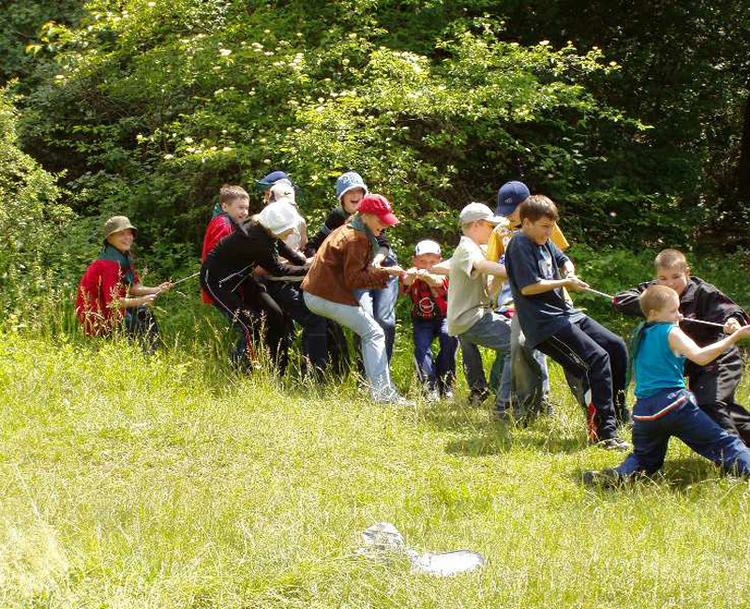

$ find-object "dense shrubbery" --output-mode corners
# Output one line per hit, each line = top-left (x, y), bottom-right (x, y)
(0, 90), (73, 328)
(13, 0), (667, 274)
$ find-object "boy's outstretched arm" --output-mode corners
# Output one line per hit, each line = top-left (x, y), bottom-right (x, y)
(612, 282), (652, 317)
(669, 324), (750, 366)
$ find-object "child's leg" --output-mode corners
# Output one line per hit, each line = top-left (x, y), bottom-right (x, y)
(304, 292), (399, 401)
(413, 318), (437, 391)
(436, 317), (459, 394)
(460, 339), (488, 400)
(535, 322), (619, 442)
(574, 316), (629, 423)
(689, 358), (750, 445)
(203, 269), (258, 371)
(510, 315), (545, 416)
(459, 311), (512, 411)
(124, 306), (161, 354)
(270, 283), (329, 374)
(668, 391), (750, 476)
(615, 394), (673, 477)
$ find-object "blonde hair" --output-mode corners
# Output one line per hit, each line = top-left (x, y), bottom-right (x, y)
(654, 249), (689, 273)
(639, 284), (678, 317)
(219, 184), (249, 204)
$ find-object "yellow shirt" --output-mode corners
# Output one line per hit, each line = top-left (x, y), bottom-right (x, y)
(486, 222), (569, 263)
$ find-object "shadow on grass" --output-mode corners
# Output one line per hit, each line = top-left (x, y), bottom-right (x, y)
(444, 427), (584, 457)
(570, 456), (742, 493)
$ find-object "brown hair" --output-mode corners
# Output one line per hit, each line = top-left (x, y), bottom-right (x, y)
(519, 195), (559, 223)
(639, 284), (678, 317)
(219, 184), (249, 204)
(654, 248), (689, 273)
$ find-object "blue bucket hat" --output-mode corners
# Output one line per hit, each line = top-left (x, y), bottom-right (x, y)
(256, 170), (290, 189)
(335, 171), (369, 200)
(496, 180), (531, 216)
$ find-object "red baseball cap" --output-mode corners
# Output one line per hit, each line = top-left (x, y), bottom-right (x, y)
(358, 194), (400, 226)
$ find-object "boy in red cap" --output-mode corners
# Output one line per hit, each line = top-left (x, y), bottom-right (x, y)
(303, 194), (409, 404)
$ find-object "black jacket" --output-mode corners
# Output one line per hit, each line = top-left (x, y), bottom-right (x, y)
(202, 220), (307, 291)
(613, 276), (748, 379)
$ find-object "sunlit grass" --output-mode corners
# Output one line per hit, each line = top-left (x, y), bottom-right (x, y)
(1, 328), (749, 608)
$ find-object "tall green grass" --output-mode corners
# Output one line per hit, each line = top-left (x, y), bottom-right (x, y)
(2, 326), (750, 608)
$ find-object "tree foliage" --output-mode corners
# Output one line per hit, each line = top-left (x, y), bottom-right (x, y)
(0, 0), (747, 278)
(0, 90), (73, 326)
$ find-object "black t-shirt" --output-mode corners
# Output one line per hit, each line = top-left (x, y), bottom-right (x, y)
(505, 232), (583, 348)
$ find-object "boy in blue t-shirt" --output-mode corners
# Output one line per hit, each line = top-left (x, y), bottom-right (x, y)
(505, 195), (628, 450)
(585, 285), (750, 484)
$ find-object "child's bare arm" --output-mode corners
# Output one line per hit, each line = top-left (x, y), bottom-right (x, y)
(521, 275), (589, 296)
(430, 260), (451, 276)
(474, 259), (507, 278)
(669, 325), (750, 366)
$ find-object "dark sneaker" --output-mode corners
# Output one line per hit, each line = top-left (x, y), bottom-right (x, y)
(469, 388), (490, 406)
(596, 436), (630, 451)
(491, 407), (511, 422)
(583, 468), (622, 487)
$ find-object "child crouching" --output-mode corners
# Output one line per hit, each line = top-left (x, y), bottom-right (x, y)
(401, 240), (458, 401)
(586, 285), (750, 485)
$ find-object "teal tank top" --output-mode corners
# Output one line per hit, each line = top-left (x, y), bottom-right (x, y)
(634, 322), (686, 398)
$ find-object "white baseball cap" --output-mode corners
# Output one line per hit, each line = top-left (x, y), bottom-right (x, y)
(258, 201), (302, 236)
(459, 202), (505, 225)
(269, 180), (296, 204)
(415, 239), (441, 256)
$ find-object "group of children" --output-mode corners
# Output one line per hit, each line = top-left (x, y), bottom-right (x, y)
(76, 172), (750, 484)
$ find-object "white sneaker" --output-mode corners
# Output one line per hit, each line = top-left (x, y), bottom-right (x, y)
(378, 394), (415, 407)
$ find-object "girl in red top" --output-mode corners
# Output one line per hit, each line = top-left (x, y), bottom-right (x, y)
(76, 216), (172, 349)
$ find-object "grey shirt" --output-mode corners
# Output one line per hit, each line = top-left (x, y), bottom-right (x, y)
(447, 236), (491, 336)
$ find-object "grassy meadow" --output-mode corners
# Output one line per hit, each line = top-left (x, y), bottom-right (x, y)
(2, 327), (750, 609)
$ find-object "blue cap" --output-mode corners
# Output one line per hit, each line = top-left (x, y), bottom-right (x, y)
(256, 170), (290, 188)
(496, 180), (531, 216)
(335, 171), (369, 200)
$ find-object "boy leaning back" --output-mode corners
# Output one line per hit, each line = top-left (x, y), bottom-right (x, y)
(447, 203), (513, 417)
(585, 285), (750, 484)
(613, 249), (750, 445)
(505, 195), (629, 449)
(401, 239), (458, 401)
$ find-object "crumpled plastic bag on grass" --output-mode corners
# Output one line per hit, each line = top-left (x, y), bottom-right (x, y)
(357, 522), (486, 577)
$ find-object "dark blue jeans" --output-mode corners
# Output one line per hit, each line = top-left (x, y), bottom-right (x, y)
(413, 317), (458, 394)
(266, 282), (329, 374)
(616, 388), (750, 477)
(124, 306), (160, 354)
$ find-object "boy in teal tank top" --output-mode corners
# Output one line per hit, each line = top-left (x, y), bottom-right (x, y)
(585, 285), (750, 484)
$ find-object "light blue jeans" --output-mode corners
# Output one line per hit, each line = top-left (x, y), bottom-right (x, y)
(354, 253), (399, 362)
(304, 292), (399, 402)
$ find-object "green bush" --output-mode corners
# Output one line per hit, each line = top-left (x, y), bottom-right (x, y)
(0, 89), (74, 328)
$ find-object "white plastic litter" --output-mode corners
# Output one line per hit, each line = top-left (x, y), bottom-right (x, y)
(358, 522), (486, 576)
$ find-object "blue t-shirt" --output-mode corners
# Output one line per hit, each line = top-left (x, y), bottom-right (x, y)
(634, 322), (686, 398)
(505, 233), (584, 348)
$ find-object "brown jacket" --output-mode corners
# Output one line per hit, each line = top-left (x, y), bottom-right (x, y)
(302, 224), (389, 306)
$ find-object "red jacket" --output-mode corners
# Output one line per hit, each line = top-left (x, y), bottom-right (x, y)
(402, 276), (449, 319)
(201, 214), (236, 304)
(76, 259), (140, 336)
